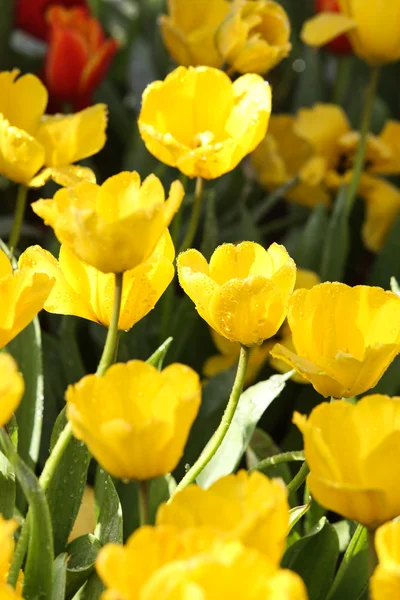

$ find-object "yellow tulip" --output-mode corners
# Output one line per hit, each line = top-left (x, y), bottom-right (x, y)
(371, 520), (400, 600)
(302, 1), (400, 65)
(0, 515), (18, 586)
(178, 241), (296, 346)
(203, 328), (273, 386)
(216, 0), (291, 75)
(19, 232), (175, 330)
(0, 587), (22, 600)
(157, 470), (289, 564)
(138, 66), (271, 179)
(271, 283), (400, 398)
(294, 394), (400, 528)
(0, 355), (24, 428)
(0, 249), (54, 349)
(96, 525), (307, 600)
(66, 360), (201, 480)
(0, 70), (106, 186)
(32, 172), (184, 274)
(160, 0), (230, 67)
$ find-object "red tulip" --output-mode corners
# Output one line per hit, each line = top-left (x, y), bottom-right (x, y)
(315, 0), (352, 55)
(16, 0), (86, 40)
(44, 6), (119, 110)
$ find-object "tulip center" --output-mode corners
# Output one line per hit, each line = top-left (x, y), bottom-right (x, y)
(193, 131), (215, 148)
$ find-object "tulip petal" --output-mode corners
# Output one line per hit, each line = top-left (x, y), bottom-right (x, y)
(80, 38), (119, 99)
(0, 72), (48, 136)
(301, 13), (356, 47)
(0, 354), (24, 427)
(0, 116), (45, 184)
(177, 250), (218, 329)
(29, 165), (96, 188)
(0, 250), (12, 278)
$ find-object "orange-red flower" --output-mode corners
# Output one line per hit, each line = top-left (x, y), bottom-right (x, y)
(44, 6), (119, 110)
(16, 0), (85, 40)
(315, 0), (352, 55)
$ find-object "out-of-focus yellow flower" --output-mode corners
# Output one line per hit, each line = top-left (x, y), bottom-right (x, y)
(66, 360), (201, 480)
(160, 0), (230, 68)
(294, 394), (400, 528)
(0, 70), (106, 186)
(359, 175), (400, 253)
(69, 486), (95, 542)
(301, 1), (400, 66)
(0, 514), (22, 597)
(157, 470), (289, 565)
(271, 282), (400, 398)
(32, 172), (183, 274)
(371, 520), (400, 600)
(19, 232), (174, 330)
(0, 354), (24, 428)
(96, 525), (307, 600)
(0, 249), (54, 350)
(203, 328), (273, 386)
(216, 0), (291, 75)
(178, 242), (296, 346)
(138, 66), (271, 179)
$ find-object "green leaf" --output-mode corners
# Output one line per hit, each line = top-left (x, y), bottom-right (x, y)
(320, 186), (349, 282)
(74, 572), (104, 600)
(8, 318), (43, 473)
(148, 476), (172, 524)
(52, 554), (68, 600)
(47, 408), (91, 555)
(146, 337), (173, 370)
(289, 503), (311, 531)
(246, 428), (292, 484)
(94, 468), (123, 545)
(391, 276), (400, 295)
(65, 534), (101, 600)
(0, 431), (54, 600)
(327, 524), (368, 600)
(282, 517), (340, 600)
(294, 202), (329, 272)
(0, 449), (15, 518)
(196, 372), (292, 488)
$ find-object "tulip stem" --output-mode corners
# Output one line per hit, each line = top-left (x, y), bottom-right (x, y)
(9, 184), (28, 255)
(97, 272), (123, 376)
(368, 529), (378, 597)
(173, 345), (250, 495)
(7, 272), (125, 583)
(326, 524), (367, 600)
(287, 461), (309, 495)
(179, 177), (203, 253)
(252, 450), (305, 472)
(138, 480), (150, 526)
(345, 67), (379, 214)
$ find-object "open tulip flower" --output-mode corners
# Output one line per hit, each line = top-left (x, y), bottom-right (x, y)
(19, 232), (175, 330)
(271, 282), (400, 398)
(138, 66), (271, 179)
(32, 172), (184, 274)
(15, 0), (86, 41)
(294, 394), (400, 528)
(157, 470), (289, 565)
(216, 0), (292, 75)
(0, 249), (54, 350)
(160, 0), (230, 68)
(371, 520), (400, 599)
(178, 241), (296, 346)
(44, 6), (119, 110)
(0, 70), (107, 187)
(302, 0), (400, 65)
(96, 525), (308, 600)
(66, 360), (201, 480)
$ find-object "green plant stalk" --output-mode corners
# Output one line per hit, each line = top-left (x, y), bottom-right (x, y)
(345, 67), (379, 214)
(173, 345), (250, 495)
(333, 56), (352, 106)
(287, 461), (309, 495)
(179, 177), (203, 253)
(368, 529), (378, 599)
(138, 480), (150, 526)
(326, 523), (367, 599)
(7, 272), (124, 585)
(9, 184), (28, 255)
(252, 450), (305, 472)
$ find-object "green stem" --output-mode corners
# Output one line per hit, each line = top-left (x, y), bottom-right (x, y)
(326, 523), (367, 600)
(179, 177), (203, 253)
(287, 461), (309, 495)
(252, 450), (305, 472)
(138, 480), (150, 526)
(173, 345), (250, 495)
(9, 184), (28, 255)
(368, 529), (378, 598)
(7, 272), (124, 583)
(345, 67), (379, 214)
(333, 56), (352, 106)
